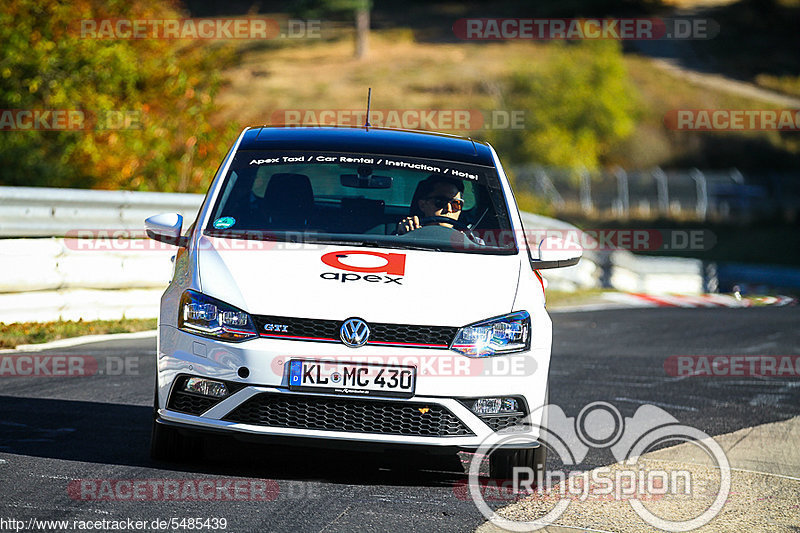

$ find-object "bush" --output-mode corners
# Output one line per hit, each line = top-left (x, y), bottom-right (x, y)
(0, 0), (238, 192)
(488, 40), (640, 173)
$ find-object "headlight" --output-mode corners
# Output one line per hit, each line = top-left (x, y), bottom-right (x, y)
(178, 290), (257, 341)
(450, 311), (530, 357)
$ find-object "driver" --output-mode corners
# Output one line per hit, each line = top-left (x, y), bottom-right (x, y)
(396, 175), (464, 235)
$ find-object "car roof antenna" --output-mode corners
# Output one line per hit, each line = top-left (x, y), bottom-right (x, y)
(364, 88), (372, 131)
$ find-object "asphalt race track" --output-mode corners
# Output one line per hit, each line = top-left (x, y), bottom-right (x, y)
(1, 307), (798, 532)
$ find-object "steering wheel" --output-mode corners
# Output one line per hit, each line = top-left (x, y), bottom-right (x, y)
(419, 216), (470, 231)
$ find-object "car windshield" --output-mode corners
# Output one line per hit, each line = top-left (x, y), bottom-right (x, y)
(205, 150), (518, 254)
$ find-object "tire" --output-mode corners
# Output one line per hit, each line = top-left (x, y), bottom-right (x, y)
(150, 417), (181, 461)
(149, 383), (201, 462)
(489, 444), (547, 482)
(489, 385), (549, 481)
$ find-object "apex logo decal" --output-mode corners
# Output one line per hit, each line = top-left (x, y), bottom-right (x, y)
(321, 250), (406, 275)
(320, 250), (406, 285)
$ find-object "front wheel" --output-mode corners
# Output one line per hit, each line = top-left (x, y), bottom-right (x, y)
(489, 445), (547, 482)
(150, 418), (180, 461)
(490, 386), (548, 481)
(150, 384), (201, 462)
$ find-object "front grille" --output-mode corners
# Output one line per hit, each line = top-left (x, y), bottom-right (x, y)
(223, 394), (474, 437)
(253, 315), (458, 348)
(168, 391), (219, 415)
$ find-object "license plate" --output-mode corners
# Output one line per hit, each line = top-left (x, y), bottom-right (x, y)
(288, 360), (416, 398)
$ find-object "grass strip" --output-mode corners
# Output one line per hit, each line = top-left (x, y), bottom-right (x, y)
(0, 318), (157, 349)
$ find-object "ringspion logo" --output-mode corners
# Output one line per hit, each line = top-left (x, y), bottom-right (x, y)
(466, 402), (730, 531)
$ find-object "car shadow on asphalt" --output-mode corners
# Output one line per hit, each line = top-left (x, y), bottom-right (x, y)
(0, 395), (471, 488)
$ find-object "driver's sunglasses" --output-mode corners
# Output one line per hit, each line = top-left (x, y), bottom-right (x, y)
(425, 196), (464, 211)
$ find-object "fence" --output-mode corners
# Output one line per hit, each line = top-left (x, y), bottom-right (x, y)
(512, 165), (794, 221)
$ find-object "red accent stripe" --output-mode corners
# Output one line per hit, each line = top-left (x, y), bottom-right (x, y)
(533, 270), (545, 296)
(259, 334), (338, 342)
(223, 327), (256, 335)
(258, 334), (448, 348)
(370, 341), (448, 348)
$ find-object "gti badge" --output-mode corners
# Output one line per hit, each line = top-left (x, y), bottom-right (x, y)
(340, 318), (370, 348)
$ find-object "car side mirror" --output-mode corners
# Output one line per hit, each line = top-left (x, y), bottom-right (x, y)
(530, 236), (582, 269)
(145, 213), (187, 247)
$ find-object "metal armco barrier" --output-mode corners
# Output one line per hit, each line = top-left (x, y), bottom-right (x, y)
(0, 186), (705, 323)
(0, 186), (203, 237)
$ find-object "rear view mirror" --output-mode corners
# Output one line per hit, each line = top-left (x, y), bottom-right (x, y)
(340, 175), (393, 189)
(530, 236), (582, 269)
(145, 213), (187, 246)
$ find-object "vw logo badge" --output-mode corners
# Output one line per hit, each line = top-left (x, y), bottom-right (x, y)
(340, 318), (370, 348)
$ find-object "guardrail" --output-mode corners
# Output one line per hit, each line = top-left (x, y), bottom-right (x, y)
(520, 212), (704, 294)
(0, 186), (706, 323)
(0, 186), (203, 237)
(0, 185), (203, 322)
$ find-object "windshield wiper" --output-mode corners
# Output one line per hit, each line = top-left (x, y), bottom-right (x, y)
(205, 230), (282, 242)
(300, 237), (441, 252)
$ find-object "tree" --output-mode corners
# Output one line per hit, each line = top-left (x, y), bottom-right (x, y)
(354, 0), (369, 59)
(488, 40), (640, 173)
(0, 0), (237, 191)
(291, 0), (371, 59)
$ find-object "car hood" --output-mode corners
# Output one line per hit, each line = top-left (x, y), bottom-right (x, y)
(195, 236), (521, 326)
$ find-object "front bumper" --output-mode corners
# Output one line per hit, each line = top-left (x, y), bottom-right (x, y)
(157, 325), (550, 449)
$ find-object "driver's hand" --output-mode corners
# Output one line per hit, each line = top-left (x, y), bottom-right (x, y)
(396, 216), (420, 235)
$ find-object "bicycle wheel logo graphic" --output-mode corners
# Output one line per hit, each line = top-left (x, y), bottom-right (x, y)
(467, 402), (731, 532)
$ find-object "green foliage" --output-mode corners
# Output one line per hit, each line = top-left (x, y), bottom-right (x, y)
(0, 0), (238, 191)
(488, 40), (640, 174)
(756, 74), (800, 98)
(0, 318), (157, 347)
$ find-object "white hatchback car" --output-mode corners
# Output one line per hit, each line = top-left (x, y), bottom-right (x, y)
(146, 126), (580, 478)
